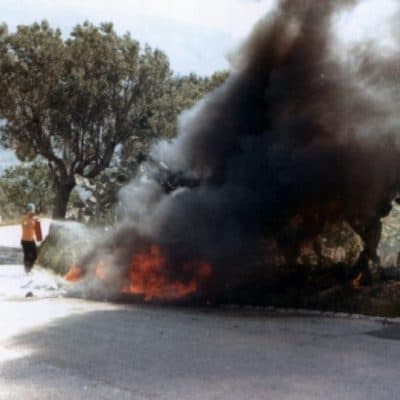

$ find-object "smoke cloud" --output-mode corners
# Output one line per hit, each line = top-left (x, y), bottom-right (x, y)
(76, 0), (400, 301)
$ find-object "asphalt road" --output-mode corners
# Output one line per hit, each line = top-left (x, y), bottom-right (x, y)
(1, 265), (400, 400)
(0, 221), (400, 399)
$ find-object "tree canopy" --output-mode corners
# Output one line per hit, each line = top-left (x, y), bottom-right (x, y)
(83, 71), (230, 224)
(0, 21), (229, 220)
(0, 21), (173, 218)
(0, 161), (55, 217)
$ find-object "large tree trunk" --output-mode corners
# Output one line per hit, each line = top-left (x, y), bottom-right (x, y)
(53, 180), (75, 219)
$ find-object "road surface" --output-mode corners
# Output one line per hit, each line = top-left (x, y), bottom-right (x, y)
(1, 222), (400, 399)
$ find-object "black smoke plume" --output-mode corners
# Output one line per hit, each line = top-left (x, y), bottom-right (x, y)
(77, 0), (400, 301)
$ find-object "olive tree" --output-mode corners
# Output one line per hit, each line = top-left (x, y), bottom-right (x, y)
(0, 21), (173, 218)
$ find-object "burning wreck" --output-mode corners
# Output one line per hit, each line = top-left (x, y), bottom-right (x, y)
(66, 0), (400, 304)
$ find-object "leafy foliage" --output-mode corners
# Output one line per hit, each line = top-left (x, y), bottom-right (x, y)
(0, 20), (229, 220)
(0, 21), (174, 218)
(378, 203), (400, 266)
(0, 161), (55, 217)
(120, 71), (230, 163)
(82, 71), (230, 223)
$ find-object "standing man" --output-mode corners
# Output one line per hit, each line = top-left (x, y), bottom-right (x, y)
(21, 203), (41, 273)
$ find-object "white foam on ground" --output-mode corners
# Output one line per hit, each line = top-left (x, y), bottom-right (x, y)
(0, 265), (67, 299)
(0, 219), (65, 298)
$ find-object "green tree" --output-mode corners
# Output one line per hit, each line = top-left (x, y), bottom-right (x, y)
(120, 70), (230, 168)
(81, 70), (231, 223)
(171, 71), (230, 118)
(0, 161), (56, 217)
(75, 166), (126, 225)
(0, 21), (173, 218)
(85, 70), (231, 222)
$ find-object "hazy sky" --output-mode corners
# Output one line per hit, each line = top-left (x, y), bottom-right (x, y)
(0, 0), (398, 171)
(1, 0), (398, 75)
(0, 0), (275, 75)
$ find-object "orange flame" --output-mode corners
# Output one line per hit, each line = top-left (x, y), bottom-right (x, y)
(64, 245), (213, 301)
(352, 272), (362, 289)
(122, 245), (212, 301)
(64, 265), (84, 282)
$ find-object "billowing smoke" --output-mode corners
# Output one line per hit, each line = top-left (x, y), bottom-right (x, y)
(75, 0), (400, 301)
